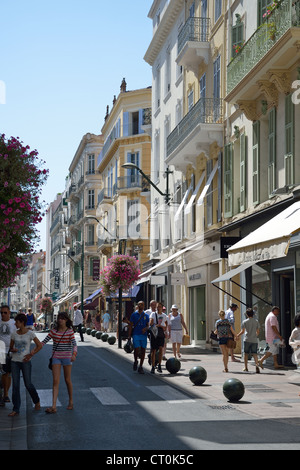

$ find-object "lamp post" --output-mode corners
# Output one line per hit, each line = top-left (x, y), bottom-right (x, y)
(121, 163), (173, 205)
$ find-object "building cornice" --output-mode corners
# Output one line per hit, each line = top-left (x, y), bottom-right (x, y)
(69, 133), (103, 173)
(144, 0), (183, 66)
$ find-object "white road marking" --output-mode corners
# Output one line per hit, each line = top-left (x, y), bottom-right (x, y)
(90, 387), (130, 405)
(146, 385), (196, 403)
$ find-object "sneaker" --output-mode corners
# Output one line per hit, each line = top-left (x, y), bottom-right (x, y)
(151, 366), (155, 374)
(133, 360), (138, 371)
(138, 366), (145, 374)
(157, 364), (162, 373)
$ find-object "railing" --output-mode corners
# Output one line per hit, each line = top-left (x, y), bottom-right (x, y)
(166, 97), (223, 158)
(178, 17), (210, 55)
(227, 0), (300, 94)
(97, 186), (116, 205)
(50, 215), (59, 233)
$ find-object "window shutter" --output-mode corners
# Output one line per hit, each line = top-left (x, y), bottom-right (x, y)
(252, 121), (260, 205)
(285, 94), (295, 186)
(232, 17), (244, 58)
(217, 151), (222, 222)
(240, 133), (247, 212)
(268, 108), (276, 196)
(123, 112), (129, 137)
(224, 143), (233, 218)
(138, 109), (144, 134)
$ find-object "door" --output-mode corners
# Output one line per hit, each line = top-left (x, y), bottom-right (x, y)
(189, 286), (206, 342)
(276, 271), (295, 365)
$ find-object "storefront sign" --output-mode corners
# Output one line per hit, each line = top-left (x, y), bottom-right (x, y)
(150, 275), (166, 285)
(220, 237), (241, 258)
(93, 259), (100, 281)
(54, 268), (60, 289)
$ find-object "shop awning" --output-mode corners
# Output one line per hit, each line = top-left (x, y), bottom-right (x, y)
(53, 289), (79, 306)
(138, 239), (204, 282)
(227, 201), (300, 266)
(108, 285), (140, 299)
(85, 288), (102, 303)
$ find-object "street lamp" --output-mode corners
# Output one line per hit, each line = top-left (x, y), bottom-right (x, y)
(85, 215), (125, 348)
(121, 163), (173, 205)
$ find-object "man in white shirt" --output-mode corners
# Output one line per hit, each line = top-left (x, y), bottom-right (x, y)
(149, 302), (168, 374)
(0, 305), (17, 406)
(73, 306), (84, 342)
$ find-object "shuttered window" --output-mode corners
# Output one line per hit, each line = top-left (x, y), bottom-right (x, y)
(285, 93), (295, 186)
(240, 133), (247, 212)
(232, 16), (244, 58)
(252, 121), (260, 205)
(224, 143), (233, 218)
(268, 107), (276, 196)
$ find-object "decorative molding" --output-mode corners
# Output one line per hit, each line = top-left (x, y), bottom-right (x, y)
(236, 100), (258, 121)
(257, 80), (278, 106)
(268, 70), (291, 95)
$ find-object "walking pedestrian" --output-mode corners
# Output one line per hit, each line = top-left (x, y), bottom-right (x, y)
(214, 310), (236, 373)
(26, 308), (35, 330)
(73, 305), (84, 342)
(94, 309), (101, 331)
(102, 311), (110, 332)
(289, 313), (300, 373)
(149, 302), (168, 374)
(8, 313), (42, 416)
(128, 301), (149, 374)
(169, 305), (188, 359)
(225, 303), (240, 362)
(0, 305), (17, 406)
(41, 312), (77, 413)
(236, 308), (261, 373)
(258, 306), (284, 370)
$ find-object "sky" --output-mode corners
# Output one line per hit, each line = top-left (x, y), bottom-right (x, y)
(1, 0), (153, 251)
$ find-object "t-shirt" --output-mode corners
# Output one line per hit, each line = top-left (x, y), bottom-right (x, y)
(265, 312), (279, 344)
(0, 319), (17, 354)
(103, 313), (110, 323)
(11, 330), (37, 362)
(149, 312), (168, 337)
(225, 308), (235, 327)
(241, 317), (259, 343)
(215, 319), (232, 338)
(130, 311), (149, 336)
(26, 313), (35, 327)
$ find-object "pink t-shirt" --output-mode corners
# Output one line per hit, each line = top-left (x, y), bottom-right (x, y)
(265, 312), (279, 344)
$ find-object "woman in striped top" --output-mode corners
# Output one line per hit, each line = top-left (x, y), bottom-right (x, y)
(42, 312), (77, 414)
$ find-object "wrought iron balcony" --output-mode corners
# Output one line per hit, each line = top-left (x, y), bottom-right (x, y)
(117, 174), (150, 191)
(227, 0), (300, 96)
(166, 97), (223, 160)
(178, 17), (210, 54)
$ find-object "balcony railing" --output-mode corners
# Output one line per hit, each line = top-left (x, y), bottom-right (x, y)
(166, 97), (223, 158)
(178, 17), (210, 54)
(227, 0), (300, 95)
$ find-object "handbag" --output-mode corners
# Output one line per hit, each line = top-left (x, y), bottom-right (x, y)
(210, 330), (218, 341)
(48, 329), (67, 370)
(226, 338), (236, 349)
(182, 334), (190, 346)
(148, 324), (158, 339)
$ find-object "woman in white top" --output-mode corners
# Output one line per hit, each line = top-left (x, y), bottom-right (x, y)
(169, 305), (188, 358)
(8, 313), (42, 416)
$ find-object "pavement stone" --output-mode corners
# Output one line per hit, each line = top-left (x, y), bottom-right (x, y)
(1, 330), (300, 450)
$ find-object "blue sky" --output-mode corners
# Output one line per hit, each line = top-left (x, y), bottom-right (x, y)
(1, 0), (152, 250)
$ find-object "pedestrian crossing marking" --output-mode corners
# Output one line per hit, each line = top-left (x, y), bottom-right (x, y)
(35, 389), (62, 407)
(146, 385), (196, 404)
(90, 387), (130, 405)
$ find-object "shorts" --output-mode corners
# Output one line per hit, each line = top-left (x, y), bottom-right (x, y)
(150, 334), (165, 350)
(1, 354), (11, 374)
(244, 342), (258, 354)
(132, 334), (147, 349)
(267, 343), (279, 356)
(218, 337), (229, 345)
(52, 357), (72, 366)
(170, 330), (183, 344)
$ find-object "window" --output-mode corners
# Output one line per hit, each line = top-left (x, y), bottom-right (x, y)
(188, 89), (194, 111)
(88, 154), (95, 174)
(258, 0), (274, 26)
(285, 94), (295, 186)
(215, 0), (222, 22)
(126, 152), (140, 187)
(240, 134), (247, 212)
(155, 66), (161, 110)
(232, 15), (244, 58)
(87, 225), (94, 245)
(252, 121), (260, 205)
(165, 46), (171, 96)
(224, 143), (233, 217)
(88, 190), (95, 209)
(213, 55), (221, 100)
(268, 108), (276, 196)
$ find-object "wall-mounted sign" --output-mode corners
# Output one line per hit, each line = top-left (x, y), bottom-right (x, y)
(171, 273), (185, 285)
(220, 237), (241, 258)
(150, 275), (166, 285)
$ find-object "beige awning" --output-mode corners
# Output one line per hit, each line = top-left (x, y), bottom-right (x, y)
(227, 202), (300, 266)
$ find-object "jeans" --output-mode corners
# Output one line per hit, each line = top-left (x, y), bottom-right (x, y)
(11, 361), (40, 413)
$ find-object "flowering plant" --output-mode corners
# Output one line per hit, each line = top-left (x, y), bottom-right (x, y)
(263, 1), (279, 18)
(99, 254), (141, 296)
(0, 134), (49, 288)
(233, 42), (245, 54)
(41, 296), (52, 312)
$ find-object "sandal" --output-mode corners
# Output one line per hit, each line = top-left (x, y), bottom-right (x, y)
(8, 411), (19, 417)
(45, 408), (57, 414)
(67, 404), (73, 410)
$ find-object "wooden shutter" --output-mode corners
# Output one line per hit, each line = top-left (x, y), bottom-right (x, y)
(240, 133), (247, 212)
(285, 94), (295, 186)
(252, 121), (260, 205)
(224, 143), (233, 218)
(268, 107), (276, 196)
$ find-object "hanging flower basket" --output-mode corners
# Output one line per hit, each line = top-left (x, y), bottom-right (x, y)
(99, 254), (140, 296)
(41, 296), (52, 313)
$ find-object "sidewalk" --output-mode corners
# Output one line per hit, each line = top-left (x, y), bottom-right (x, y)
(1, 331), (300, 450)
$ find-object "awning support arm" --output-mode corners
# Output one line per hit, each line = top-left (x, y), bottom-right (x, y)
(211, 283), (248, 307)
(230, 280), (273, 307)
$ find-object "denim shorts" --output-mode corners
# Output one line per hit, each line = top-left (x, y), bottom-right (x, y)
(52, 357), (72, 366)
(219, 337), (229, 345)
(244, 342), (258, 354)
(132, 334), (147, 349)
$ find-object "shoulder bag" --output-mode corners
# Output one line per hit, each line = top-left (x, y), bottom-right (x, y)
(48, 329), (68, 370)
